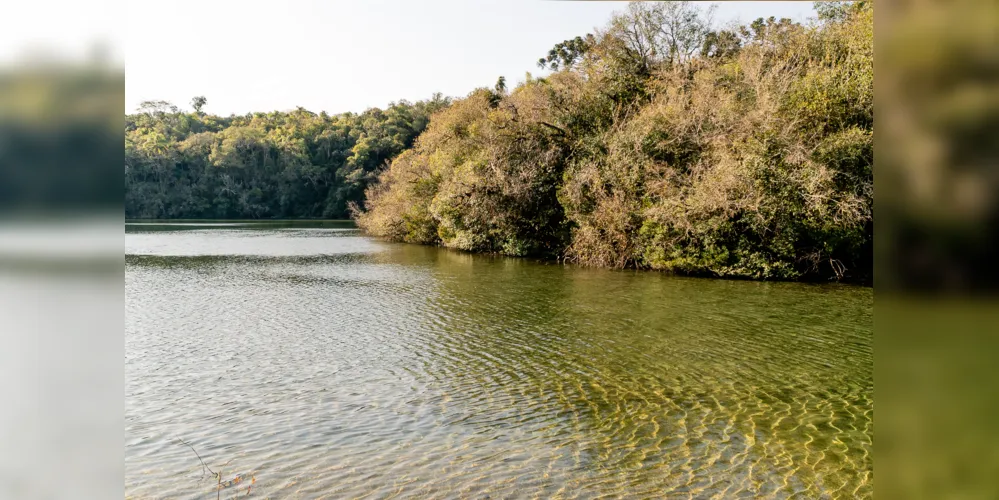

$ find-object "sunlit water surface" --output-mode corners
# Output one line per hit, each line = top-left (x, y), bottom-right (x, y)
(125, 223), (872, 499)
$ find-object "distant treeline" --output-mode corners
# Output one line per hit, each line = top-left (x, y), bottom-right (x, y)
(357, 2), (872, 282)
(125, 95), (450, 219)
(126, 1), (871, 282)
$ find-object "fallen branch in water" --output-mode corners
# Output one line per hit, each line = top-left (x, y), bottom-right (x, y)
(177, 438), (215, 479)
(177, 438), (256, 498)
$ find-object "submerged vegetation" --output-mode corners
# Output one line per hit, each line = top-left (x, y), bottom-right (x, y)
(357, 2), (872, 281)
(125, 2), (871, 282)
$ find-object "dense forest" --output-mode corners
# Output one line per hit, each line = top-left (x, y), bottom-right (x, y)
(126, 1), (871, 282)
(125, 95), (450, 219)
(357, 2), (872, 281)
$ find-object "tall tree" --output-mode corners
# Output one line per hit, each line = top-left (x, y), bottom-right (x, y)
(537, 35), (595, 71)
(605, 1), (714, 71)
(494, 76), (507, 94)
(191, 96), (207, 114)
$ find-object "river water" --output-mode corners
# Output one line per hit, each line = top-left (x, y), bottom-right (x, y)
(125, 222), (872, 499)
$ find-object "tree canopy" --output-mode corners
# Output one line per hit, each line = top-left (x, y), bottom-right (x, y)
(356, 2), (873, 282)
(125, 94), (451, 219)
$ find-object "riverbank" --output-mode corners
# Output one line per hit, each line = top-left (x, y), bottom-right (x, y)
(365, 236), (873, 286)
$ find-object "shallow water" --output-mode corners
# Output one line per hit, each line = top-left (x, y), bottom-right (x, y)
(125, 223), (872, 499)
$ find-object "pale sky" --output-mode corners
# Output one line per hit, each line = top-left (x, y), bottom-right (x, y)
(122, 1), (816, 116)
(0, 0), (124, 66)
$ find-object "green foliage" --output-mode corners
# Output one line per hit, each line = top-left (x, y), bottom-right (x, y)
(357, 86), (572, 257)
(814, 1), (868, 23)
(537, 35), (595, 71)
(701, 30), (742, 59)
(358, 3), (873, 282)
(494, 76), (507, 94)
(125, 95), (452, 219)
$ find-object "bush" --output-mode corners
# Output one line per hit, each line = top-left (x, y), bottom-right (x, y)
(358, 3), (873, 282)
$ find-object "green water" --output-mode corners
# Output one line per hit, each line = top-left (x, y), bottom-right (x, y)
(125, 223), (872, 499)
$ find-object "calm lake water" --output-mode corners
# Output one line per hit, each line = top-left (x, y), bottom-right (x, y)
(125, 222), (872, 499)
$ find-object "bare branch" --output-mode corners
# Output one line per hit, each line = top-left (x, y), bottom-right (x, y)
(178, 438), (216, 478)
(539, 122), (568, 137)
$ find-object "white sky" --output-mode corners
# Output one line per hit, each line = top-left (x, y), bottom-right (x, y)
(0, 0), (124, 66)
(119, 0), (815, 115)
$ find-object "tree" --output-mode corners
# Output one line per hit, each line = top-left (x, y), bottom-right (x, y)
(137, 100), (178, 115)
(191, 96), (207, 114)
(605, 1), (714, 72)
(537, 35), (595, 71)
(494, 76), (507, 94)
(701, 29), (742, 59)
(814, 1), (867, 23)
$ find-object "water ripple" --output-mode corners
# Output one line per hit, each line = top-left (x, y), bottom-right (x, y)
(126, 227), (872, 499)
